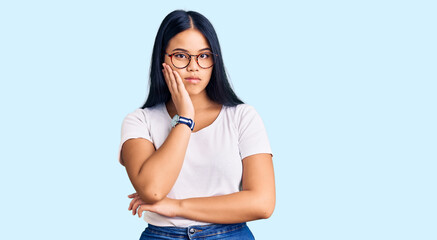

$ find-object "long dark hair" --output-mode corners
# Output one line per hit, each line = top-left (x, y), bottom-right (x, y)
(141, 10), (244, 109)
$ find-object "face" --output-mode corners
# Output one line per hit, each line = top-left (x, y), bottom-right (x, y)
(164, 28), (213, 96)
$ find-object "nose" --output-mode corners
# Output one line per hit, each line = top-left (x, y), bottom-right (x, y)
(186, 56), (199, 72)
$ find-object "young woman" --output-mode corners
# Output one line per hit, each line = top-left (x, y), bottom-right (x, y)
(118, 10), (275, 239)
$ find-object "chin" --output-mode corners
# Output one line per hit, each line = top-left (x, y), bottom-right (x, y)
(187, 88), (206, 96)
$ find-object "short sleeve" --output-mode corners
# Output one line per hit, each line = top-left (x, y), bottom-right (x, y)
(118, 108), (152, 166)
(237, 104), (273, 160)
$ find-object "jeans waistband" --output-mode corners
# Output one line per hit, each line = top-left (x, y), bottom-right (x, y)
(146, 222), (247, 238)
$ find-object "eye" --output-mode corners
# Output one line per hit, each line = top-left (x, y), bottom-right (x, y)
(174, 53), (188, 59)
(199, 53), (211, 59)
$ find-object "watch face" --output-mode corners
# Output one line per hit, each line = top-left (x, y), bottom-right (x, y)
(171, 114), (179, 127)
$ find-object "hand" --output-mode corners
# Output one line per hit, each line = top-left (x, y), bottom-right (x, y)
(128, 192), (180, 218)
(162, 63), (195, 120)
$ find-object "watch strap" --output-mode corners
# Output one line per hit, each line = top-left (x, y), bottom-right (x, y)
(172, 114), (195, 131)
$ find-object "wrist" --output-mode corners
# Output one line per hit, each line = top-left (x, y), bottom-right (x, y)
(175, 199), (184, 217)
(180, 114), (195, 121)
(171, 114), (195, 131)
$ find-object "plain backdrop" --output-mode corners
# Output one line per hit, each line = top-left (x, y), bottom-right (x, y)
(1, 0), (436, 239)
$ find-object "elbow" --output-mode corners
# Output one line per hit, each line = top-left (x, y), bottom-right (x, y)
(257, 204), (275, 219)
(138, 188), (166, 204)
(260, 205), (275, 219)
(134, 179), (171, 204)
(255, 196), (275, 219)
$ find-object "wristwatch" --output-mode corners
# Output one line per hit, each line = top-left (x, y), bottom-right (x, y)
(171, 114), (195, 131)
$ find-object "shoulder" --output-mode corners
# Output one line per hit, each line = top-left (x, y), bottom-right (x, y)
(223, 103), (264, 128)
(226, 103), (261, 120)
(122, 108), (147, 125)
(225, 103), (257, 116)
(123, 103), (164, 122)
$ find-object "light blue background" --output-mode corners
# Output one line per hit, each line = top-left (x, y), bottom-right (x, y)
(1, 1), (436, 239)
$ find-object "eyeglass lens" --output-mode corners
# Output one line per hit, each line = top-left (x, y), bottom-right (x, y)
(171, 52), (214, 68)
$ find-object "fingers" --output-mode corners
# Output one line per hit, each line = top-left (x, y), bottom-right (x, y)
(127, 193), (149, 217)
(162, 63), (186, 94)
(128, 197), (136, 211)
(128, 193), (138, 198)
(134, 202), (151, 218)
(162, 63), (175, 93)
(127, 193), (139, 210)
(137, 204), (153, 218)
(132, 198), (142, 215)
(126, 194), (154, 218)
(138, 205), (145, 218)
(162, 63), (172, 91)
(173, 68), (186, 92)
(128, 195), (142, 211)
(161, 63), (194, 118)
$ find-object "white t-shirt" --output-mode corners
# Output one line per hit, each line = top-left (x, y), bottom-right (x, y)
(118, 102), (273, 227)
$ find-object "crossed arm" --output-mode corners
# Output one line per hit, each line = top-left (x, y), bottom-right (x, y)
(121, 126), (275, 224)
(128, 153), (275, 224)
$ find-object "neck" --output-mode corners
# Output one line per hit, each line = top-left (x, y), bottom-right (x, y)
(166, 91), (217, 113)
(190, 91), (216, 110)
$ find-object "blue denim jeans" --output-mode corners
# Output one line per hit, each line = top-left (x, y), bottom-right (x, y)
(139, 222), (255, 239)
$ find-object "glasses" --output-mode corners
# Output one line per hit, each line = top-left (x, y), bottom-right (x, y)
(165, 52), (218, 69)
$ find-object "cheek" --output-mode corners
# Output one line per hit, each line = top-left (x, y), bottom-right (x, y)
(164, 60), (179, 73)
(170, 69), (185, 81)
(164, 59), (172, 67)
(176, 70), (185, 78)
(205, 69), (213, 79)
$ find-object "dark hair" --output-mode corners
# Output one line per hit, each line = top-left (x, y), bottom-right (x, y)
(141, 10), (244, 108)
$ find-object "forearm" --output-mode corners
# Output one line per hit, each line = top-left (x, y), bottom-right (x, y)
(177, 190), (275, 224)
(138, 124), (191, 202)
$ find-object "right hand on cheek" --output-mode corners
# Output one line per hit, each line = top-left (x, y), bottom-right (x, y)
(162, 63), (195, 120)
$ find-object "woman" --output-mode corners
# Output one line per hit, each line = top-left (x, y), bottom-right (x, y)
(119, 10), (275, 239)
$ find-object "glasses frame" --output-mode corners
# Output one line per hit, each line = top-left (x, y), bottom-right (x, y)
(164, 52), (219, 69)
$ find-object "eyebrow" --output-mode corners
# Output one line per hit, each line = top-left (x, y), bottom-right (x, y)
(171, 48), (212, 52)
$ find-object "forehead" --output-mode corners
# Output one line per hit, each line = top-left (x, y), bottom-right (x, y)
(166, 28), (210, 52)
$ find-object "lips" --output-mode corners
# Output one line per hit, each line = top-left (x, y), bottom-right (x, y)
(185, 77), (200, 80)
(184, 77), (201, 83)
